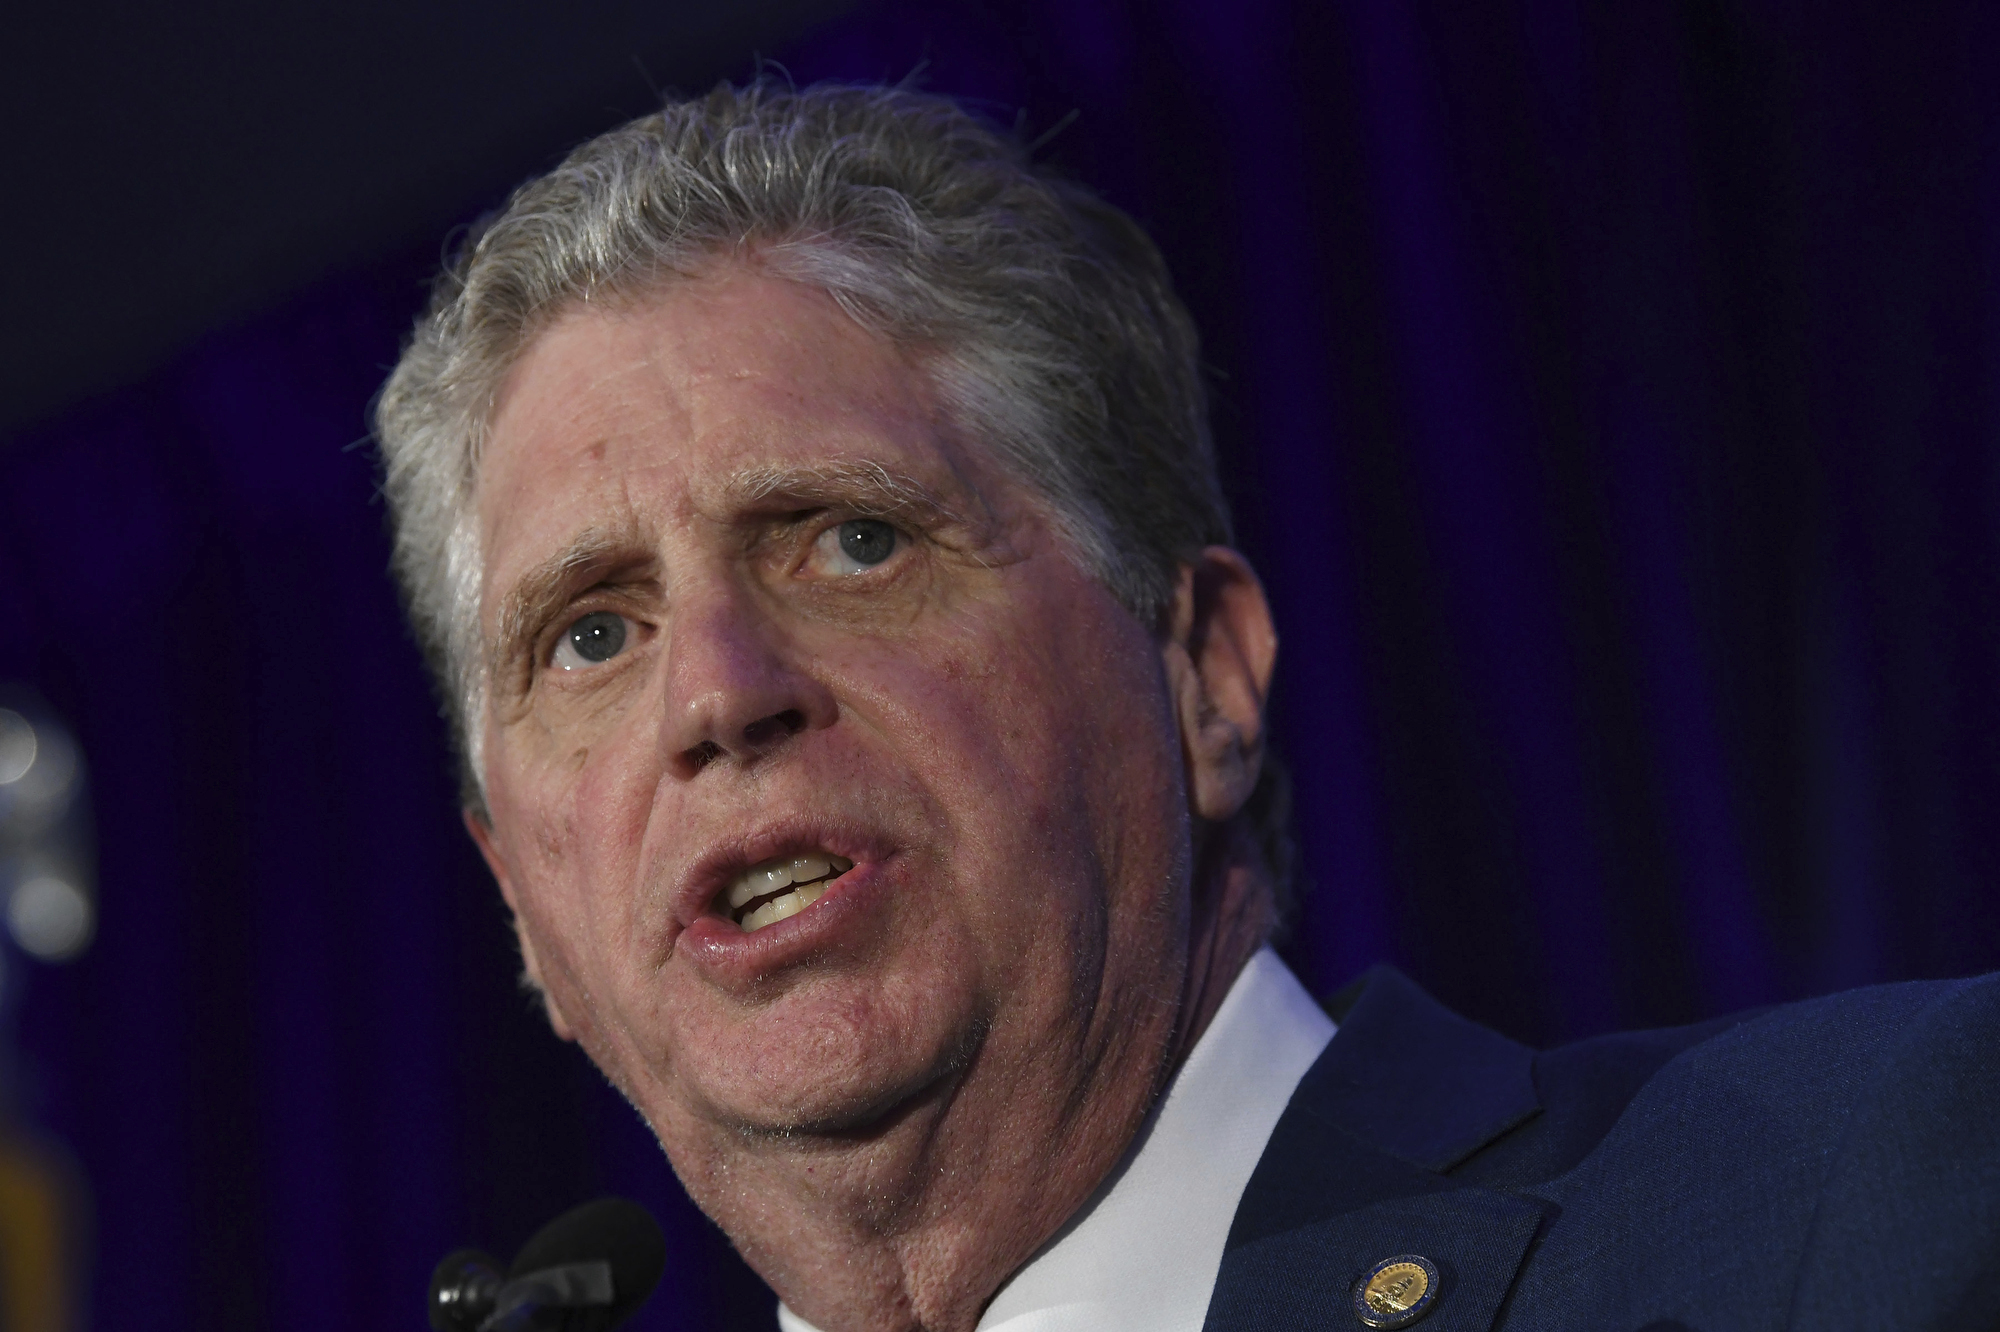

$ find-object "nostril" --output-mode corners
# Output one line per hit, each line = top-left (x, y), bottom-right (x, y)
(683, 740), (723, 772)
(741, 708), (807, 750)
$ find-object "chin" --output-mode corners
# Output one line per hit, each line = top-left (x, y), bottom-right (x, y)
(639, 977), (987, 1144)
(644, 1053), (971, 1159)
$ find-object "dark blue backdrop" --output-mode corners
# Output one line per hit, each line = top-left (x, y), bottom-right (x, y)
(3, 2), (1996, 1328)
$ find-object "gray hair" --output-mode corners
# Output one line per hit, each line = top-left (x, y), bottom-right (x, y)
(373, 79), (1289, 897)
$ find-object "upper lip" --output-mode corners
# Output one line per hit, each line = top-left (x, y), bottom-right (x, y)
(669, 815), (887, 929)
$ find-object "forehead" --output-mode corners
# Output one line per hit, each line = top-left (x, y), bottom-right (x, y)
(475, 272), (973, 571)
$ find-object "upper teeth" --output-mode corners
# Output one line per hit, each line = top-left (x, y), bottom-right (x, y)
(727, 852), (853, 932)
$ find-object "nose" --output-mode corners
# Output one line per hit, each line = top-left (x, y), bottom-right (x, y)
(659, 582), (838, 777)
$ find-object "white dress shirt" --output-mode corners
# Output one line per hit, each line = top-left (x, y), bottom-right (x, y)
(778, 946), (1337, 1332)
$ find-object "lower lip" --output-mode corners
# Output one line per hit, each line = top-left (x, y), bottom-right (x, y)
(677, 859), (894, 978)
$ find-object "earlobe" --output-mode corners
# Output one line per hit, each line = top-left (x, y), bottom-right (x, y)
(463, 808), (578, 1042)
(1164, 547), (1278, 823)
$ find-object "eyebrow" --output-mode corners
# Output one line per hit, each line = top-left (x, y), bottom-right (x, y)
(728, 459), (970, 528)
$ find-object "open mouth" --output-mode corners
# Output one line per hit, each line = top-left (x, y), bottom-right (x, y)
(723, 851), (855, 932)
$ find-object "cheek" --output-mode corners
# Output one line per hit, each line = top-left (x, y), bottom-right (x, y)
(488, 762), (663, 1082)
(489, 733), (589, 880)
(494, 690), (663, 868)
(846, 580), (1186, 893)
(484, 727), (662, 990)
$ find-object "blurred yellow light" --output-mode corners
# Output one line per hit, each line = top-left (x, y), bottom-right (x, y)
(8, 875), (93, 961)
(0, 711), (35, 786)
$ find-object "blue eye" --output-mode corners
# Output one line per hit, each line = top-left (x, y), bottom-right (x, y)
(557, 611), (628, 668)
(836, 520), (897, 566)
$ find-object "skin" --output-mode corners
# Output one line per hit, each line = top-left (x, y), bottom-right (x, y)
(466, 268), (1279, 1332)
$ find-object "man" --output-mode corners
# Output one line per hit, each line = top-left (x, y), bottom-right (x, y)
(376, 83), (1999, 1331)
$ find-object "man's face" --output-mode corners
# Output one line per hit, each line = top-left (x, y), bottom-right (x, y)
(469, 270), (1199, 1250)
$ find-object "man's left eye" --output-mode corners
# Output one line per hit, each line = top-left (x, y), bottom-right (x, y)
(809, 519), (901, 575)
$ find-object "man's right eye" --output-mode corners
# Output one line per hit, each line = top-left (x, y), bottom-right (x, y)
(551, 611), (630, 670)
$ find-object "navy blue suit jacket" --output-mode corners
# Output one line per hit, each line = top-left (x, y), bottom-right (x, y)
(1204, 967), (2000, 1331)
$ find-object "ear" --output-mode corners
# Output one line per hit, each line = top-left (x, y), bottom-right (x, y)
(463, 807), (578, 1042)
(1162, 547), (1278, 823)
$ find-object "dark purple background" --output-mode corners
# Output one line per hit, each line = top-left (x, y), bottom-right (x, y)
(3, 2), (1997, 1328)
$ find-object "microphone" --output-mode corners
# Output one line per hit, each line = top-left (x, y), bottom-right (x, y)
(429, 1197), (667, 1331)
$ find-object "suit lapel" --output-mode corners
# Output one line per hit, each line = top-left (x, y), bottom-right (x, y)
(1203, 968), (1548, 1332)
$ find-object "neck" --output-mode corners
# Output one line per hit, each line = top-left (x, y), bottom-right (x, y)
(1163, 817), (1279, 1083)
(723, 823), (1274, 1332)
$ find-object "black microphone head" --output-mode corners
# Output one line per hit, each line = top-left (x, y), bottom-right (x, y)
(510, 1197), (666, 1331)
(428, 1248), (505, 1332)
